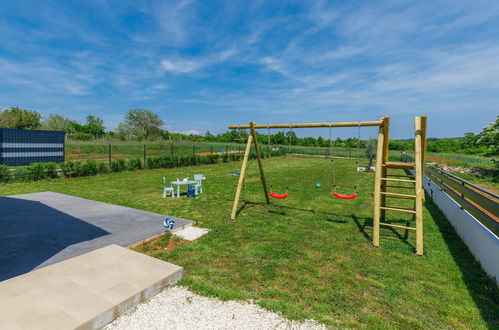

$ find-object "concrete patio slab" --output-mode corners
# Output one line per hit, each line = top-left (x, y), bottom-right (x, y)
(0, 244), (183, 330)
(0, 192), (193, 281)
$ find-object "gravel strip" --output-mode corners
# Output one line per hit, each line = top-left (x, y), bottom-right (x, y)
(105, 286), (326, 330)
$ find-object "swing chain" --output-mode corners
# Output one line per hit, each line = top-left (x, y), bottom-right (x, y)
(329, 123), (337, 192)
(354, 121), (361, 192)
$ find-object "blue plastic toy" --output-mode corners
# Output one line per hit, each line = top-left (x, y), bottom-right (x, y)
(163, 218), (175, 230)
(315, 183), (321, 188)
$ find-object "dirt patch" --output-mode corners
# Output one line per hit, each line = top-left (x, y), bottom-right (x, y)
(134, 234), (190, 256)
(65, 152), (88, 157)
(426, 156), (460, 163)
(197, 151), (242, 156)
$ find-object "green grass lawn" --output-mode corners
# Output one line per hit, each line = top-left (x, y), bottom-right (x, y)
(1, 157), (497, 328)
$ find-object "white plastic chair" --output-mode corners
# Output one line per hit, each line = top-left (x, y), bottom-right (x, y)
(194, 174), (205, 194)
(163, 177), (175, 198)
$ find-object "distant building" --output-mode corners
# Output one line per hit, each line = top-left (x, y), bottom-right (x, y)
(0, 129), (65, 166)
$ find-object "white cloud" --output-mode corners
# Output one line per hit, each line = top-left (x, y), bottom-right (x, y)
(160, 49), (237, 74)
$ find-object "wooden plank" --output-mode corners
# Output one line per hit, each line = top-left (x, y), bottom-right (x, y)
(228, 121), (384, 129)
(414, 116), (424, 255)
(381, 178), (416, 183)
(386, 174), (415, 178)
(380, 222), (417, 231)
(230, 134), (254, 220)
(372, 116), (386, 248)
(380, 206), (417, 214)
(425, 166), (499, 216)
(380, 116), (390, 220)
(386, 185), (415, 190)
(383, 161), (415, 170)
(250, 121), (270, 205)
(380, 192), (417, 199)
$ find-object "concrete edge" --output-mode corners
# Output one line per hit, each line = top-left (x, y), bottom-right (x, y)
(128, 221), (195, 250)
(78, 266), (184, 330)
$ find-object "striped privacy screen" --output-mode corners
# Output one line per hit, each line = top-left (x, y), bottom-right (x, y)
(0, 129), (65, 166)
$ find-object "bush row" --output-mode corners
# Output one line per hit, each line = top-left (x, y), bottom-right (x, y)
(0, 149), (289, 184)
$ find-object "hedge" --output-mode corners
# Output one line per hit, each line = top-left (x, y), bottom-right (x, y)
(0, 149), (288, 184)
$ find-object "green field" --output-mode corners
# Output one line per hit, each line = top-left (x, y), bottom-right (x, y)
(1, 157), (497, 328)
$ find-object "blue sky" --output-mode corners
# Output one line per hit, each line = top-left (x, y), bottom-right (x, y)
(0, 0), (497, 139)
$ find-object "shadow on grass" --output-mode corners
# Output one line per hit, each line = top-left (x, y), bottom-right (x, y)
(425, 197), (499, 328)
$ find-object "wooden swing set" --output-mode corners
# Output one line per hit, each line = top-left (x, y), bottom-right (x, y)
(228, 116), (428, 255)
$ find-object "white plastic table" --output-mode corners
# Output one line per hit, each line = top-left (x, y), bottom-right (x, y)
(171, 180), (197, 198)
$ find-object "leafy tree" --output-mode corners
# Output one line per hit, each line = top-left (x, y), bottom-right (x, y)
(0, 107), (41, 129)
(81, 115), (105, 137)
(365, 138), (376, 170)
(0, 111), (16, 128)
(476, 115), (499, 155)
(42, 114), (77, 133)
(125, 109), (164, 138)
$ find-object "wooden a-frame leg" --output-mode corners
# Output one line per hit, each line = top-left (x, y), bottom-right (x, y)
(414, 116), (424, 255)
(373, 119), (386, 247)
(250, 122), (270, 205)
(230, 134), (254, 220)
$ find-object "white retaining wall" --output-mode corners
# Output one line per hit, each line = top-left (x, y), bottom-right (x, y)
(423, 175), (499, 284)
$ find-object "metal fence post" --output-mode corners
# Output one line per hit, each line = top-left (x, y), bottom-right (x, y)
(143, 144), (146, 165)
(211, 145), (213, 154)
(349, 148), (352, 158)
(108, 144), (111, 165)
(171, 142), (174, 157)
(193, 145), (196, 155)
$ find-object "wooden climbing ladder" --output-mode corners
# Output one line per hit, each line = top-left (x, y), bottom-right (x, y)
(373, 116), (427, 255)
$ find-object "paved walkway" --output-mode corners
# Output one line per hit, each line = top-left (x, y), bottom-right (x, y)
(0, 192), (193, 281)
(0, 244), (183, 330)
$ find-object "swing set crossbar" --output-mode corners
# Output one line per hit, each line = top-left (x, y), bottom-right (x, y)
(228, 121), (383, 130)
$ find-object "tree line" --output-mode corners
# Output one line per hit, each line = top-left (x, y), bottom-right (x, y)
(0, 107), (497, 155)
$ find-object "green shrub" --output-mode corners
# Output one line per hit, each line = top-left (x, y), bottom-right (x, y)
(110, 159), (126, 172)
(222, 154), (229, 163)
(44, 163), (58, 179)
(97, 162), (109, 174)
(61, 161), (81, 177)
(127, 158), (142, 170)
(27, 162), (47, 181)
(80, 160), (98, 176)
(0, 165), (11, 183)
(13, 168), (30, 182)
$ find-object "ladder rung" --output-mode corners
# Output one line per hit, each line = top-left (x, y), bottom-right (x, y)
(386, 174), (415, 178)
(385, 185), (415, 190)
(380, 206), (417, 214)
(380, 192), (416, 199)
(381, 178), (416, 183)
(380, 222), (417, 231)
(383, 161), (415, 170)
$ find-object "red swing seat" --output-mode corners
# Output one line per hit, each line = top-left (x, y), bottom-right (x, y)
(270, 191), (289, 199)
(333, 191), (357, 199)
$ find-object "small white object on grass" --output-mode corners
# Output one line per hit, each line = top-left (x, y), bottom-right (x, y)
(175, 226), (210, 241)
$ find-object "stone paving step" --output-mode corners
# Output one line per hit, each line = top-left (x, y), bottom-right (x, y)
(0, 244), (183, 330)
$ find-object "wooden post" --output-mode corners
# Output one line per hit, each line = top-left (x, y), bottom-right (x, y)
(380, 117), (390, 220)
(230, 134), (254, 220)
(143, 144), (147, 166)
(373, 117), (387, 247)
(414, 116), (424, 255)
(250, 122), (270, 205)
